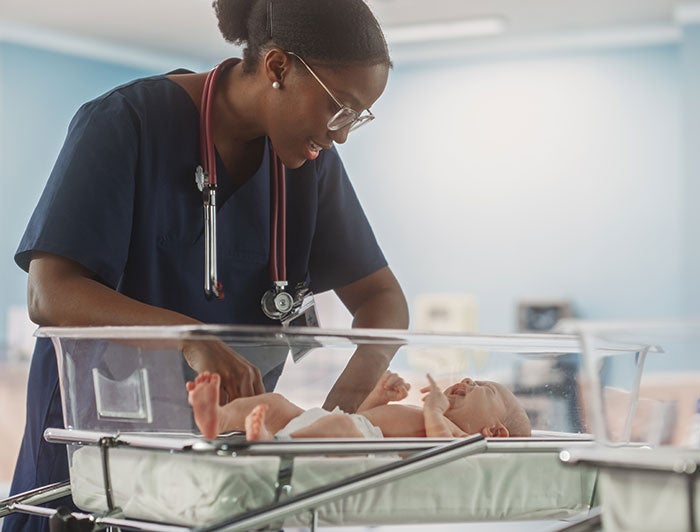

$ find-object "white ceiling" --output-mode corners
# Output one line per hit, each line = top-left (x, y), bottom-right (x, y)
(1, 0), (699, 67)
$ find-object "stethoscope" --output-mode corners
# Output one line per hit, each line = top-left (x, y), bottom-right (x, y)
(195, 59), (317, 326)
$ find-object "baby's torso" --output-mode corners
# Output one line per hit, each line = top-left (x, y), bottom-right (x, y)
(361, 404), (427, 437)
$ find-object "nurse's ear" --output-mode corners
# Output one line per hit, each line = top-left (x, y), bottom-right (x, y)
(263, 48), (289, 89)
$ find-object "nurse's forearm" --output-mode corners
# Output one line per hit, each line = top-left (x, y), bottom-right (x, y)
(31, 276), (198, 326)
(322, 346), (391, 412)
(350, 286), (409, 331)
(27, 252), (266, 398)
(27, 252), (199, 327)
(323, 282), (409, 412)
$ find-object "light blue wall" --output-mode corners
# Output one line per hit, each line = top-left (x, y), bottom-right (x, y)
(339, 45), (686, 332)
(0, 36), (696, 347)
(0, 42), (154, 349)
(680, 23), (700, 315)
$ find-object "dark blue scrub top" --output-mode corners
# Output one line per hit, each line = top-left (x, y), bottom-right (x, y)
(5, 69), (386, 531)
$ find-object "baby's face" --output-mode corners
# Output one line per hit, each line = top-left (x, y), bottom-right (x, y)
(442, 378), (515, 435)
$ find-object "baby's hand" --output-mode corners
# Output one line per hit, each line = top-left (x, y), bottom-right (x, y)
(420, 374), (449, 414)
(378, 370), (411, 402)
(358, 370), (411, 411)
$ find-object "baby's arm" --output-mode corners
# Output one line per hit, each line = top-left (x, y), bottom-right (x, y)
(358, 370), (410, 412)
(421, 375), (468, 438)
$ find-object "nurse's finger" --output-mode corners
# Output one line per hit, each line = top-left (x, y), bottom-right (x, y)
(251, 367), (265, 395)
(218, 373), (245, 402)
(219, 387), (230, 406)
(231, 376), (254, 400)
(237, 365), (263, 396)
(241, 365), (264, 397)
(224, 360), (262, 398)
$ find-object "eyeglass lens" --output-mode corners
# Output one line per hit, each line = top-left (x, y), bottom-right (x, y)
(328, 108), (373, 132)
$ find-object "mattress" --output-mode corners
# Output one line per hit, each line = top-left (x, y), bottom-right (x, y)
(69, 442), (597, 528)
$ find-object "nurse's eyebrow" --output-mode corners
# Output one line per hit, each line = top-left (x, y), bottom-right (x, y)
(333, 90), (366, 112)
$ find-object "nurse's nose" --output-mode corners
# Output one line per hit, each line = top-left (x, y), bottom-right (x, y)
(328, 125), (349, 145)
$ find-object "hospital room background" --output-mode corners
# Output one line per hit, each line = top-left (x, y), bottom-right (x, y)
(1, 0), (699, 521)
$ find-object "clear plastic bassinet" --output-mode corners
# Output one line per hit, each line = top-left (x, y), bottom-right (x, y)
(31, 324), (603, 529)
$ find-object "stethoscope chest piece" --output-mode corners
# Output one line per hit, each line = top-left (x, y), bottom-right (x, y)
(261, 281), (295, 320)
(261, 281), (318, 328)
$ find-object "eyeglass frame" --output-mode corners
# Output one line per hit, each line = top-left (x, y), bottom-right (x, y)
(286, 51), (375, 132)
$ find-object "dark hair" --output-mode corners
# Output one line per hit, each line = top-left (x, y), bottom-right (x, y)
(213, 0), (391, 72)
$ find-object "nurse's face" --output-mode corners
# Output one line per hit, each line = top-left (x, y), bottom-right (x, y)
(266, 52), (389, 169)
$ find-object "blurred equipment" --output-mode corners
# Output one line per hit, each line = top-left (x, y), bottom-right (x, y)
(517, 299), (572, 332)
(514, 299), (580, 432)
(413, 293), (478, 333)
(410, 293), (481, 374)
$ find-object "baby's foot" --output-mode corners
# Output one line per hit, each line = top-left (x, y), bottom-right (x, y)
(187, 372), (221, 439)
(245, 404), (273, 441)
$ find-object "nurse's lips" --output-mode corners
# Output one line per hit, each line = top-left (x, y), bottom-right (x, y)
(305, 140), (330, 160)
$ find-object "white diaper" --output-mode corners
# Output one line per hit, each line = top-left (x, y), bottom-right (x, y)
(275, 407), (383, 439)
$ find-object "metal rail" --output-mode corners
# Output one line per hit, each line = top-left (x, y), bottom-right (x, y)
(0, 481), (71, 518)
(45, 427), (594, 456)
(9, 504), (187, 532)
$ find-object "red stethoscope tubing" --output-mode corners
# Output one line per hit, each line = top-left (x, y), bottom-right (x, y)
(199, 59), (287, 298)
(200, 58), (237, 187)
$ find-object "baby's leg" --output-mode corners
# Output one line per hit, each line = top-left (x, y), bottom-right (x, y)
(290, 414), (365, 439)
(187, 372), (304, 438)
(223, 393), (304, 434)
(245, 410), (364, 440)
(186, 372), (222, 439)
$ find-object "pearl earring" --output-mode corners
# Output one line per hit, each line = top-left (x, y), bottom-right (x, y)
(272, 81), (281, 89)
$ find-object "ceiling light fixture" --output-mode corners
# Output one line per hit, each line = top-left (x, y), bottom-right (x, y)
(383, 16), (507, 44)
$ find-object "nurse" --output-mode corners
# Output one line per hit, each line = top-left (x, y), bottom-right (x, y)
(4, 0), (408, 530)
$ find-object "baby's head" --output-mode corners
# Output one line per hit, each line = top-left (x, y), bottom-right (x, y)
(442, 378), (531, 438)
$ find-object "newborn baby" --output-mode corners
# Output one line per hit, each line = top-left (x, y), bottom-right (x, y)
(187, 370), (531, 440)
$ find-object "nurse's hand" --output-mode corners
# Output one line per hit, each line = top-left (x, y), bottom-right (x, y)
(182, 340), (264, 403)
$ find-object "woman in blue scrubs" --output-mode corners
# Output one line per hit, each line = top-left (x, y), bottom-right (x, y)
(4, 0), (408, 530)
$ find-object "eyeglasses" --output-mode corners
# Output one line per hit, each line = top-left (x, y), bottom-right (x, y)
(287, 52), (375, 133)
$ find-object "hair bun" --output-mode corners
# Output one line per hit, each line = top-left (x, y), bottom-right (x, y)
(213, 0), (258, 44)
(214, 0), (391, 73)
